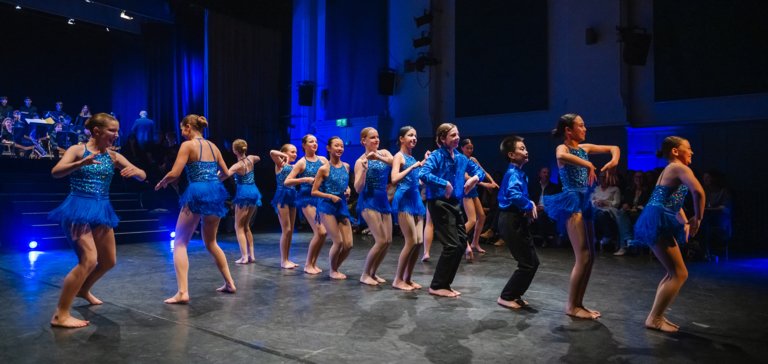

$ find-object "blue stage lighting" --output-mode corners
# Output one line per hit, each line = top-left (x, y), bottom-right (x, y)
(29, 241), (38, 249)
(170, 231), (176, 238)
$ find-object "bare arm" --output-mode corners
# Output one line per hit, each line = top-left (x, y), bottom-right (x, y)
(155, 142), (191, 190)
(284, 158), (310, 186)
(311, 165), (339, 202)
(270, 150), (288, 170)
(374, 149), (394, 165)
(354, 157), (367, 193)
(390, 153), (421, 185)
(225, 160), (245, 179)
(470, 156), (498, 188)
(556, 144), (597, 185)
(111, 151), (147, 181)
(51, 145), (97, 178)
(581, 143), (621, 172)
(677, 164), (706, 237)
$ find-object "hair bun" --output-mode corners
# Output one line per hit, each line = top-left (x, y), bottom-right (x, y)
(197, 116), (208, 128)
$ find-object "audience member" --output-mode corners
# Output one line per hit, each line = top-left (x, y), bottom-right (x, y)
(131, 110), (156, 149)
(591, 172), (622, 250)
(528, 166), (562, 247)
(0, 96), (13, 118)
(74, 105), (91, 129)
(700, 170), (732, 259)
(19, 97), (38, 121)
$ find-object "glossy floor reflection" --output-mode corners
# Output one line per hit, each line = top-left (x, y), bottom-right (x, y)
(1, 232), (766, 363)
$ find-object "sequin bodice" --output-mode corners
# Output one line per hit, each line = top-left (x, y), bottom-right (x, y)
(397, 154), (419, 191)
(70, 150), (114, 196)
(320, 164), (348, 196)
(365, 159), (390, 191)
(276, 165), (293, 188)
(185, 139), (219, 182)
(235, 170), (254, 185)
(559, 147), (589, 191)
(300, 158), (322, 180)
(647, 184), (689, 212)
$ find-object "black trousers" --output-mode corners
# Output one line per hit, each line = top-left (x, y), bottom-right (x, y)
(498, 210), (539, 300)
(428, 199), (467, 290)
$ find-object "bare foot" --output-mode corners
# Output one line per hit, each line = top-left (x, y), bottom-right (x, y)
(664, 317), (680, 329)
(235, 257), (249, 264)
(429, 288), (458, 297)
(164, 292), (190, 304)
(77, 291), (103, 305)
(330, 271), (347, 280)
(646, 317), (679, 333)
(216, 282), (236, 294)
(472, 245), (487, 254)
(407, 281), (422, 289)
(497, 297), (523, 309)
(374, 275), (386, 283)
(281, 261), (299, 269)
(392, 280), (414, 291)
(566, 307), (598, 320)
(304, 266), (322, 275)
(51, 314), (89, 328)
(581, 306), (601, 318)
(421, 255), (430, 262)
(248, 256), (256, 263)
(451, 288), (462, 296)
(359, 274), (379, 286)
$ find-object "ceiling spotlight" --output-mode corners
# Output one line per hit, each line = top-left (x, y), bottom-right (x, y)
(67, 18), (75, 25)
(105, 27), (110, 32)
(120, 10), (133, 20)
(15, 5), (21, 10)
(84, 0), (92, 3)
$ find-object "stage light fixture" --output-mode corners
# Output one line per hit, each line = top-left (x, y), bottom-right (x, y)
(412, 33), (431, 48)
(85, 0), (92, 3)
(414, 10), (432, 27)
(120, 10), (134, 20)
(28, 240), (38, 249)
(15, 5), (21, 10)
(105, 27), (110, 32)
(170, 231), (176, 238)
(67, 18), (75, 25)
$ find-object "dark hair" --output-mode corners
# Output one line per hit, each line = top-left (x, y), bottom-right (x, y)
(181, 114), (208, 131)
(435, 123), (457, 146)
(85, 112), (118, 133)
(459, 138), (472, 148)
(327, 136), (343, 157)
(552, 113), (580, 138)
(398, 125), (415, 142)
(656, 136), (687, 159)
(499, 135), (524, 161)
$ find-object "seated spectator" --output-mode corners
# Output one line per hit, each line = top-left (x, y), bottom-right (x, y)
(74, 105), (91, 128)
(700, 170), (732, 259)
(0, 96), (13, 118)
(613, 171), (652, 255)
(528, 166), (562, 247)
(591, 172), (622, 250)
(11, 110), (34, 157)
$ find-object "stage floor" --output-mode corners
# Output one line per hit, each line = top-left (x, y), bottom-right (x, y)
(1, 232), (766, 363)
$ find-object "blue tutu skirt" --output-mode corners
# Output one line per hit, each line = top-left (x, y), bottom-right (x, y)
(543, 189), (592, 233)
(357, 189), (392, 215)
(316, 197), (355, 224)
(295, 185), (318, 209)
(634, 205), (686, 246)
(48, 192), (120, 228)
(391, 187), (426, 217)
(179, 181), (229, 217)
(232, 184), (262, 208)
(271, 187), (297, 211)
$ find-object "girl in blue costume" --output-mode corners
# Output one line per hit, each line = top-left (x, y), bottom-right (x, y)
(543, 113), (619, 319)
(48, 113), (146, 328)
(311, 136), (354, 279)
(283, 134), (328, 274)
(459, 138), (500, 256)
(270, 144), (299, 269)
(155, 114), (236, 304)
(390, 126), (427, 290)
(635, 136), (704, 333)
(225, 139), (262, 264)
(354, 127), (395, 286)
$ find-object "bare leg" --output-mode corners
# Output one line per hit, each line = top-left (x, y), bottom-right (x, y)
(322, 214), (348, 279)
(302, 205), (327, 274)
(371, 213), (393, 282)
(646, 240), (688, 333)
(234, 206), (250, 264)
(404, 216), (424, 288)
(165, 207), (199, 304)
(564, 213), (598, 319)
(422, 210), (433, 261)
(278, 205), (299, 268)
(579, 221), (600, 317)
(394, 212), (417, 290)
(245, 206), (257, 262)
(470, 198), (486, 253)
(77, 226), (117, 305)
(200, 215), (236, 293)
(51, 224), (97, 328)
(338, 218), (354, 269)
(360, 209), (390, 285)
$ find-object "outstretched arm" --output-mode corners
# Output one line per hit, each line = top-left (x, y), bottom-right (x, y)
(112, 152), (147, 181)
(155, 142), (190, 190)
(51, 145), (97, 178)
(391, 153), (422, 184)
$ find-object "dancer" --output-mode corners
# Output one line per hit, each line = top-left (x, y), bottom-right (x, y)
(635, 136), (704, 333)
(543, 113), (619, 319)
(496, 136), (539, 309)
(284, 134), (328, 274)
(155, 114), (236, 304)
(418, 123), (484, 297)
(391, 126), (427, 290)
(354, 127), (394, 285)
(311, 136), (354, 279)
(48, 113), (146, 327)
(459, 138), (499, 255)
(226, 139), (262, 264)
(270, 144), (299, 269)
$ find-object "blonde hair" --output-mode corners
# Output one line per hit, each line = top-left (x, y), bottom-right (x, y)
(360, 127), (377, 142)
(85, 113), (118, 133)
(435, 123), (457, 146)
(280, 143), (295, 153)
(233, 139), (248, 155)
(181, 114), (208, 131)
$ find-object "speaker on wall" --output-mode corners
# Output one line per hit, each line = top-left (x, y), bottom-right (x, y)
(618, 27), (652, 66)
(378, 69), (396, 96)
(298, 81), (315, 106)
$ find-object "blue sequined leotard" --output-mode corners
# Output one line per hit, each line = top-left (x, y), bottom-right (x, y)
(634, 180), (689, 246)
(356, 158), (392, 215)
(178, 139), (229, 217)
(232, 157), (262, 208)
(271, 164), (297, 211)
(48, 147), (120, 230)
(543, 146), (593, 229)
(391, 153), (426, 217)
(295, 157), (323, 209)
(316, 163), (353, 223)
